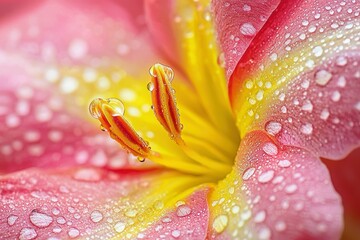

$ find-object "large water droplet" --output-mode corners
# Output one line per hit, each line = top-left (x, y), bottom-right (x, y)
(265, 121), (282, 136)
(240, 23), (256, 36)
(90, 210), (103, 223)
(262, 143), (278, 156)
(254, 210), (266, 223)
(19, 228), (37, 240)
(243, 167), (256, 180)
(258, 170), (275, 183)
(107, 98), (125, 116)
(315, 70), (332, 86)
(29, 210), (53, 228)
(7, 215), (18, 226)
(114, 221), (126, 233)
(212, 215), (228, 233)
(301, 123), (313, 135)
(68, 228), (80, 238)
(176, 205), (192, 217)
(89, 98), (103, 119)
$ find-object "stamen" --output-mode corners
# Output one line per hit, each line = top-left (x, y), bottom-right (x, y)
(89, 98), (154, 160)
(148, 63), (184, 145)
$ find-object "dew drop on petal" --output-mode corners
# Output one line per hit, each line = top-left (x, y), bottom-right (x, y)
(262, 143), (278, 156)
(114, 221), (126, 233)
(90, 210), (103, 223)
(265, 121), (282, 136)
(243, 167), (256, 180)
(335, 56), (348, 66)
(315, 70), (332, 86)
(278, 160), (291, 168)
(258, 170), (275, 183)
(301, 123), (313, 135)
(212, 215), (228, 233)
(285, 184), (298, 194)
(19, 228), (37, 240)
(7, 215), (18, 226)
(240, 23), (256, 36)
(254, 211), (266, 223)
(258, 227), (271, 240)
(68, 228), (80, 238)
(29, 210), (53, 228)
(275, 221), (287, 232)
(171, 230), (181, 238)
(176, 205), (192, 217)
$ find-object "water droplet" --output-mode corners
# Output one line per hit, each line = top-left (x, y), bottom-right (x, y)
(90, 210), (103, 223)
(125, 209), (138, 218)
(171, 230), (181, 238)
(258, 227), (271, 240)
(285, 184), (298, 194)
(243, 167), (256, 180)
(147, 82), (154, 91)
(212, 215), (228, 233)
(354, 102), (360, 111)
(331, 91), (341, 102)
(7, 215), (18, 226)
(240, 23), (256, 36)
(337, 76), (346, 87)
(30, 210), (53, 228)
(315, 70), (332, 86)
(302, 100), (313, 112)
(258, 170), (275, 183)
(68, 228), (80, 238)
(231, 205), (240, 214)
(265, 121), (282, 136)
(278, 160), (291, 168)
(254, 211), (266, 223)
(275, 221), (286, 232)
(336, 56), (348, 66)
(89, 98), (103, 119)
(53, 226), (62, 233)
(312, 46), (323, 57)
(320, 109), (330, 120)
(107, 98), (125, 116)
(176, 205), (192, 217)
(19, 228), (37, 240)
(114, 221), (126, 233)
(270, 53), (278, 61)
(262, 143), (278, 156)
(301, 123), (313, 135)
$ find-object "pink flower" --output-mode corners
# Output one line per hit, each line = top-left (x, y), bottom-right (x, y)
(1, 0), (359, 239)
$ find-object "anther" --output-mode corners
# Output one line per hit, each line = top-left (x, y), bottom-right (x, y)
(148, 63), (184, 145)
(89, 98), (154, 159)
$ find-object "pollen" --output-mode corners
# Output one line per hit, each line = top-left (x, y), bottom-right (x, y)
(89, 98), (154, 160)
(147, 63), (184, 145)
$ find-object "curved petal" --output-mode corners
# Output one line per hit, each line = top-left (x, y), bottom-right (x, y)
(208, 131), (343, 239)
(212, 0), (280, 78)
(324, 147), (360, 239)
(229, 0), (360, 159)
(0, 167), (211, 239)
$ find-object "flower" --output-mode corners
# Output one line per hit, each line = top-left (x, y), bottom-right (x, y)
(0, 0), (359, 239)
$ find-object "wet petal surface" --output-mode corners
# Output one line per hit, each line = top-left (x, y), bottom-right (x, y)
(208, 131), (343, 240)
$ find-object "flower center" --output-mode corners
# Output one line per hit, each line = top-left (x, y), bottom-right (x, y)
(89, 63), (239, 181)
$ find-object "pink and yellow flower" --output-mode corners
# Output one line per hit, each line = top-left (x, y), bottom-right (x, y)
(0, 0), (359, 239)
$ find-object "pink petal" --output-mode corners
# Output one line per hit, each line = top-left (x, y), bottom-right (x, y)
(212, 0), (280, 78)
(208, 131), (343, 239)
(0, 168), (210, 239)
(229, 0), (360, 160)
(324, 147), (360, 239)
(0, 0), (170, 173)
